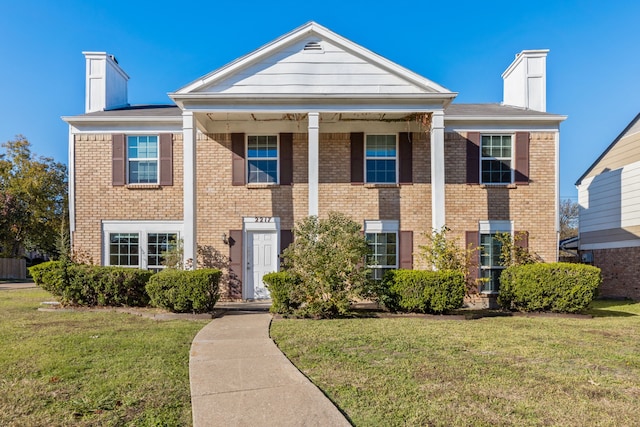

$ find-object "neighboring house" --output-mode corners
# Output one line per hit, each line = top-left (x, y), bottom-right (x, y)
(576, 113), (640, 300)
(63, 22), (565, 302)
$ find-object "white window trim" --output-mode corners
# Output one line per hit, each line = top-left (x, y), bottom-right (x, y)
(364, 220), (399, 277)
(480, 134), (514, 185)
(246, 134), (279, 185)
(102, 221), (184, 269)
(127, 135), (159, 185)
(364, 133), (398, 184)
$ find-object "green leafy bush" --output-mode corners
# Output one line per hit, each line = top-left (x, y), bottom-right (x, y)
(29, 261), (65, 293)
(146, 269), (221, 313)
(498, 262), (601, 313)
(282, 212), (370, 318)
(263, 271), (301, 315)
(30, 261), (152, 306)
(382, 269), (466, 314)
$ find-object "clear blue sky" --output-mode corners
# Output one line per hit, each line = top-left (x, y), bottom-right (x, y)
(2, 0), (639, 201)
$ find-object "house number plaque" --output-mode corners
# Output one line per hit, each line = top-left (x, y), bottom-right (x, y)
(254, 217), (273, 223)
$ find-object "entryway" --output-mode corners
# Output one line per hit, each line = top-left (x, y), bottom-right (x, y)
(245, 231), (277, 299)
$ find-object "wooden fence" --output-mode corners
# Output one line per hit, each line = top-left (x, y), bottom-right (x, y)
(0, 258), (26, 279)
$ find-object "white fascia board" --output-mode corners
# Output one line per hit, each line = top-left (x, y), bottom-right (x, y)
(445, 114), (566, 123)
(580, 240), (640, 250)
(62, 116), (183, 133)
(175, 94), (455, 113)
(171, 21), (456, 97)
(445, 123), (562, 133)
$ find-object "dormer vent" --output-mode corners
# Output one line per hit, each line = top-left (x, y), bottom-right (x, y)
(303, 41), (323, 52)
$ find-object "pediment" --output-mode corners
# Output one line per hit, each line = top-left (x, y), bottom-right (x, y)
(173, 22), (454, 99)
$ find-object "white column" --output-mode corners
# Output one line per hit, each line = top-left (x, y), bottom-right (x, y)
(308, 112), (320, 216)
(183, 112), (197, 269)
(430, 110), (445, 231)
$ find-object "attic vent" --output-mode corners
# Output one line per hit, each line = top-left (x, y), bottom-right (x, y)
(303, 41), (323, 52)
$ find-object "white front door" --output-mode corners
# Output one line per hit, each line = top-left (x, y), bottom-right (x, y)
(246, 231), (277, 299)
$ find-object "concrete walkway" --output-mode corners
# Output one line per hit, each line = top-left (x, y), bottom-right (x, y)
(189, 311), (351, 427)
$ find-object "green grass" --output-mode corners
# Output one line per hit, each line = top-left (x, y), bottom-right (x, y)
(0, 288), (208, 426)
(271, 300), (640, 426)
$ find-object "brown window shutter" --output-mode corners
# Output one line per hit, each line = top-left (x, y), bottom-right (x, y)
(398, 132), (413, 184)
(112, 134), (126, 186)
(231, 133), (245, 186)
(280, 133), (293, 185)
(466, 231), (479, 281)
(228, 230), (243, 291)
(515, 132), (530, 185)
(350, 132), (364, 184)
(466, 132), (480, 184)
(280, 229), (293, 254)
(515, 230), (529, 250)
(399, 231), (413, 270)
(159, 133), (173, 186)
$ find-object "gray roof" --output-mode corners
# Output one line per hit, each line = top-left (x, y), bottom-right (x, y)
(445, 103), (562, 117)
(67, 102), (563, 120)
(80, 104), (182, 117)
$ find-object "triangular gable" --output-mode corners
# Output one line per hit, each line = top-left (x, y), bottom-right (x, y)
(173, 22), (453, 97)
(576, 112), (640, 185)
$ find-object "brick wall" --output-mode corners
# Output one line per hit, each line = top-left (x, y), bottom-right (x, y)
(72, 128), (557, 299)
(591, 247), (640, 300)
(444, 131), (557, 262)
(73, 133), (183, 263)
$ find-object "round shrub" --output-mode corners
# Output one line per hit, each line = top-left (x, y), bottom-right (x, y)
(263, 271), (302, 315)
(146, 269), (221, 313)
(498, 262), (601, 313)
(382, 269), (466, 314)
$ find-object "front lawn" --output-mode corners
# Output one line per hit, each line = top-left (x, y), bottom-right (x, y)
(0, 288), (208, 426)
(271, 300), (640, 426)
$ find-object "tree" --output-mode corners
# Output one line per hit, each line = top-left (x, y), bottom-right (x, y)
(0, 136), (68, 257)
(560, 199), (579, 240)
(282, 212), (371, 317)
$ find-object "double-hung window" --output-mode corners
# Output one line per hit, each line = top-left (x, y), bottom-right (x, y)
(247, 135), (278, 184)
(365, 220), (399, 280)
(366, 134), (397, 183)
(481, 135), (512, 184)
(479, 233), (504, 293)
(128, 135), (158, 184)
(478, 221), (512, 293)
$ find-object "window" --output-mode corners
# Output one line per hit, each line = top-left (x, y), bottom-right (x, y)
(481, 135), (512, 184)
(479, 233), (506, 293)
(147, 233), (178, 271)
(365, 220), (399, 280)
(128, 135), (158, 184)
(247, 135), (278, 184)
(366, 134), (397, 183)
(109, 233), (140, 267)
(103, 221), (183, 270)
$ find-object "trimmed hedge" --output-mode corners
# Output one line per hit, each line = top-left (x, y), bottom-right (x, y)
(263, 272), (302, 314)
(146, 269), (221, 313)
(498, 262), (601, 313)
(29, 261), (152, 306)
(382, 269), (466, 314)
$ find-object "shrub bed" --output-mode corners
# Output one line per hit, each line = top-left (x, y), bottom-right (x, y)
(498, 262), (601, 313)
(263, 271), (302, 315)
(29, 261), (152, 306)
(146, 269), (221, 313)
(382, 269), (466, 314)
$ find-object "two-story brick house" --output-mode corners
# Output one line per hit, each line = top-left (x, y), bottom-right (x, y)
(63, 22), (565, 301)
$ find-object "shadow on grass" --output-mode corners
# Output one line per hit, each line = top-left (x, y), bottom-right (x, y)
(587, 299), (639, 318)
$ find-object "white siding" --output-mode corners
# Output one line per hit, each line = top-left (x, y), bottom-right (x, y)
(197, 38), (434, 95)
(579, 161), (640, 233)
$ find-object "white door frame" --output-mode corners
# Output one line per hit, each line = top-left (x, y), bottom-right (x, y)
(243, 216), (280, 299)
